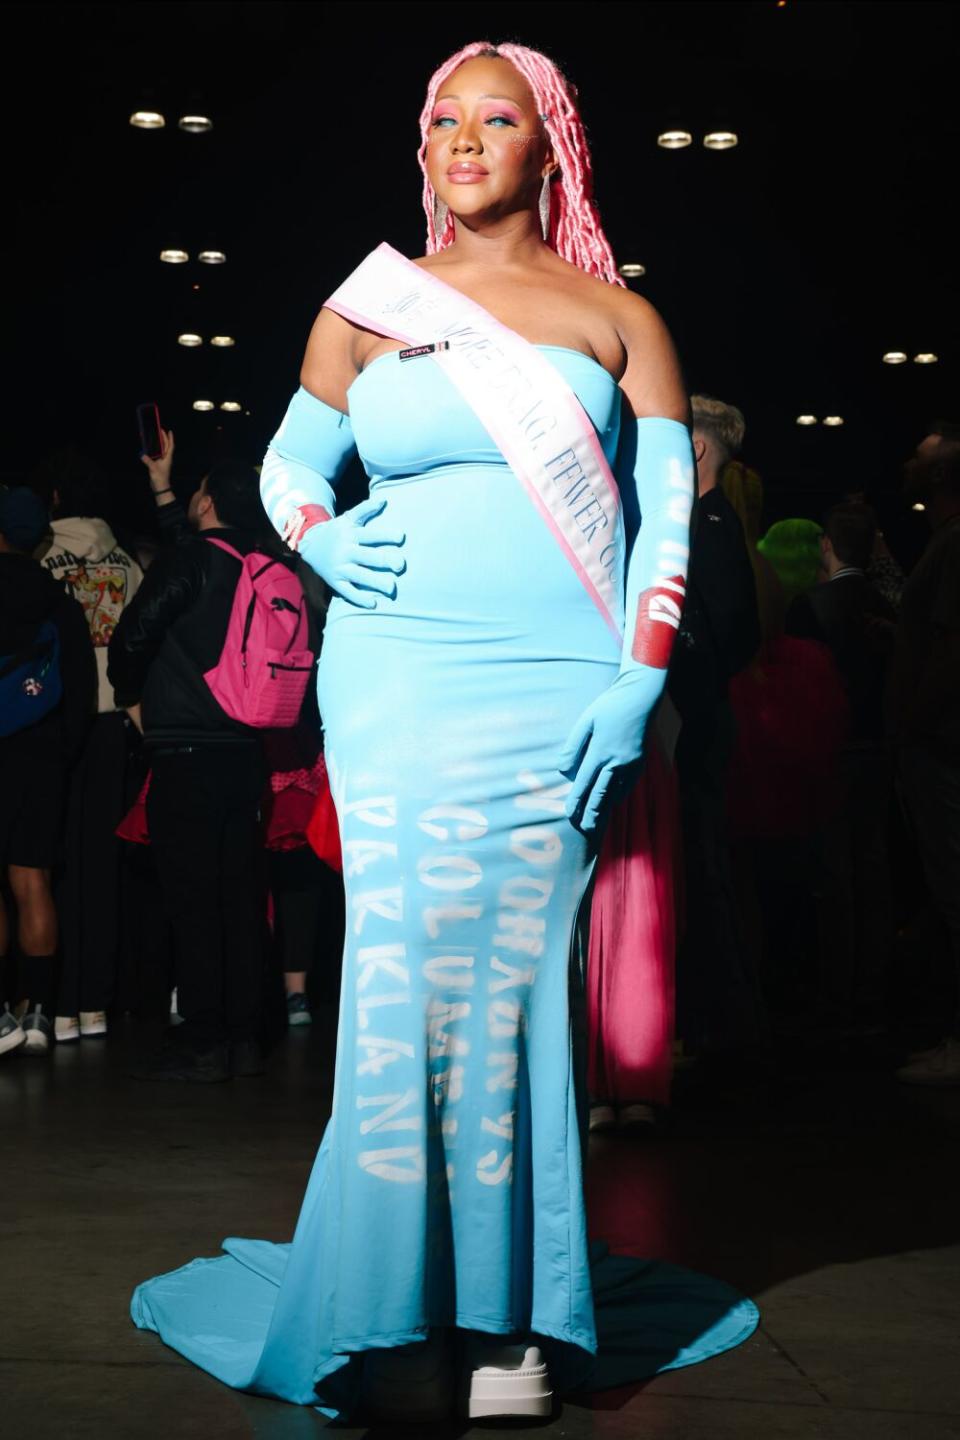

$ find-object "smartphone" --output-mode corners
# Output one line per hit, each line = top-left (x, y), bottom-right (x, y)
(137, 403), (163, 461)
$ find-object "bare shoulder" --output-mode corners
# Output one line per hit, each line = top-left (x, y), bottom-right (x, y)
(299, 304), (363, 414)
(603, 283), (673, 351)
(604, 284), (690, 424)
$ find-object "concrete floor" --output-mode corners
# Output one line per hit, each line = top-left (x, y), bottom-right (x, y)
(3, 1014), (960, 1440)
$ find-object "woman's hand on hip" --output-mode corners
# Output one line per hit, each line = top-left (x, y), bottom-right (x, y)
(298, 498), (406, 609)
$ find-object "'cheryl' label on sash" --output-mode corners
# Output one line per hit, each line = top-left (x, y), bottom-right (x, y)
(325, 243), (625, 643)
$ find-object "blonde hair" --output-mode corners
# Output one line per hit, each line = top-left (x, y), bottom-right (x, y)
(691, 395), (746, 464)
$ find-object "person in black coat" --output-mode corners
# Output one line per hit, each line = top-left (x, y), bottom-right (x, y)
(668, 395), (763, 1056)
(108, 462), (286, 1083)
(0, 488), (96, 1056)
(787, 502), (896, 1024)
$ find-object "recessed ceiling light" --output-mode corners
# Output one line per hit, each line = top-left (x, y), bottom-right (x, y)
(703, 131), (739, 150)
(657, 130), (692, 149)
(210, 335), (236, 347)
(796, 415), (818, 426)
(198, 249), (226, 265)
(913, 352), (939, 364)
(220, 401), (243, 413)
(177, 333), (203, 347)
(130, 110), (165, 129)
(823, 415), (844, 427)
(192, 399), (215, 412)
(882, 351), (908, 364)
(618, 262), (646, 278)
(178, 114), (213, 134)
(160, 248), (189, 264)
(912, 502), (927, 512)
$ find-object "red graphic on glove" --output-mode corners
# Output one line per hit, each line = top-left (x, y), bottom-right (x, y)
(631, 575), (685, 668)
(298, 504), (332, 533)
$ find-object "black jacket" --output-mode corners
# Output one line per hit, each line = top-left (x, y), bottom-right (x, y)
(0, 551), (97, 757)
(787, 572), (895, 743)
(668, 487), (761, 726)
(108, 527), (295, 749)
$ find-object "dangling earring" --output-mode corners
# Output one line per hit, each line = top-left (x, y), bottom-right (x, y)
(433, 194), (448, 239)
(539, 174), (552, 241)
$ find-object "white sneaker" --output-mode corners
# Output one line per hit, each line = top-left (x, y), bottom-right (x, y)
(617, 1101), (658, 1135)
(589, 1103), (616, 1133)
(21, 1006), (52, 1055)
(80, 1011), (107, 1037)
(0, 1005), (26, 1057)
(907, 1039), (948, 1063)
(362, 1330), (454, 1422)
(896, 1037), (960, 1087)
(461, 1339), (553, 1420)
(56, 1016), (81, 1043)
(169, 989), (184, 1026)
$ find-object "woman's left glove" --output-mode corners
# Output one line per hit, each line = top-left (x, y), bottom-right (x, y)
(557, 667), (665, 833)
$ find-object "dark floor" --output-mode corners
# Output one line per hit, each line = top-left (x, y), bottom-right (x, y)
(3, 1012), (960, 1440)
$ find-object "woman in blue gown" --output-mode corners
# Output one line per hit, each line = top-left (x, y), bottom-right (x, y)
(131, 41), (758, 1421)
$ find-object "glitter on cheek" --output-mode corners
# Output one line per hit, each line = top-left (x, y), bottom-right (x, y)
(506, 133), (538, 149)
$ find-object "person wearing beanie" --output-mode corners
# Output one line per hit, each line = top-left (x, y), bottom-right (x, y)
(0, 488), (96, 1058)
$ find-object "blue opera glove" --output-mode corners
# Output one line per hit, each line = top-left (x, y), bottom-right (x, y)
(297, 497), (406, 610)
(259, 386), (405, 609)
(558, 416), (695, 833)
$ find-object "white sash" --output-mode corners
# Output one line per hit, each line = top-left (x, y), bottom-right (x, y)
(325, 243), (625, 643)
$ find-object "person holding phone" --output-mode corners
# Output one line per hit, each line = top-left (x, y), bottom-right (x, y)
(32, 451), (143, 1042)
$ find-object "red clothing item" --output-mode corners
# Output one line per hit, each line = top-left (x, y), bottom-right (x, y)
(727, 635), (850, 838)
(587, 738), (679, 1107)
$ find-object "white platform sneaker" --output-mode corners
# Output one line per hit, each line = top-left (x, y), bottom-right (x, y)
(80, 1011), (107, 1037)
(55, 1016), (81, 1043)
(461, 1339), (554, 1420)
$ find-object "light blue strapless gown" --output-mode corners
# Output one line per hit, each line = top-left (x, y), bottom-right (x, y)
(131, 349), (758, 1416)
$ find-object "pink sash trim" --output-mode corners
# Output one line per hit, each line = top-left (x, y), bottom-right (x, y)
(325, 243), (625, 644)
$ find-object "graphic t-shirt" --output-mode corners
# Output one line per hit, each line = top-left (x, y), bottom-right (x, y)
(38, 517), (143, 712)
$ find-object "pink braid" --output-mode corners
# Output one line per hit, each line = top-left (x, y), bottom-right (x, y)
(417, 42), (623, 286)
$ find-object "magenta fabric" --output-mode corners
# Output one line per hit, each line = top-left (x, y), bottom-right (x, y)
(727, 636), (850, 839)
(587, 739), (679, 1107)
(203, 537), (313, 729)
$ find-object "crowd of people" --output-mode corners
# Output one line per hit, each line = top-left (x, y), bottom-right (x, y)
(1, 402), (959, 1091)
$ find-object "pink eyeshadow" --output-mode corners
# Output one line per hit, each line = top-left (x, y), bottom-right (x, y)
(480, 105), (523, 124)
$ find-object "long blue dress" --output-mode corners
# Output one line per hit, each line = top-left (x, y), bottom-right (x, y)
(131, 348), (758, 1415)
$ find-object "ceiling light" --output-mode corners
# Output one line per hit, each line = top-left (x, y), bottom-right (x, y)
(198, 249), (226, 265)
(913, 352), (939, 364)
(178, 114), (213, 133)
(703, 131), (739, 150)
(192, 399), (215, 412)
(210, 335), (236, 347)
(130, 110), (165, 129)
(882, 351), (908, 364)
(796, 415), (818, 426)
(657, 130), (692, 149)
(220, 401), (243, 413)
(912, 502), (926, 512)
(618, 262), (646, 278)
(177, 333), (203, 347)
(823, 415), (844, 427)
(160, 248), (189, 264)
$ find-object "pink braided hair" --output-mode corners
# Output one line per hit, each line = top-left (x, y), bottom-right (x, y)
(417, 41), (623, 286)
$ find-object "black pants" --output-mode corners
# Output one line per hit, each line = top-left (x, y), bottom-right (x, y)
(58, 711), (130, 1015)
(675, 702), (766, 1052)
(899, 746), (960, 1033)
(146, 745), (266, 1046)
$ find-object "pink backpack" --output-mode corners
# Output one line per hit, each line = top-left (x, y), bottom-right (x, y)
(203, 538), (314, 729)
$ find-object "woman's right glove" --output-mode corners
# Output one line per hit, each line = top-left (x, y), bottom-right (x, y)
(298, 497), (406, 610)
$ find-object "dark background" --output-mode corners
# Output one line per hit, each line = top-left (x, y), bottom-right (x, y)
(4, 1), (956, 561)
